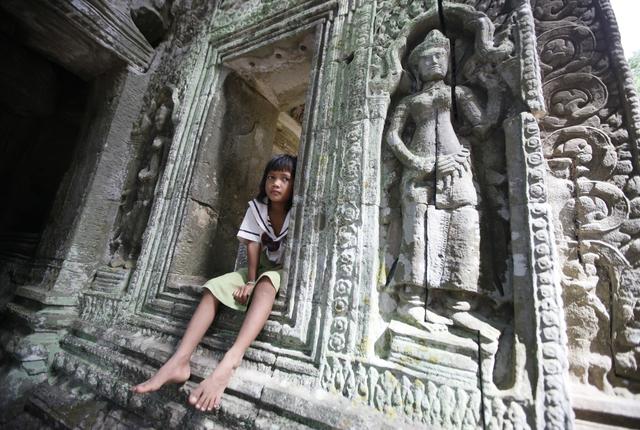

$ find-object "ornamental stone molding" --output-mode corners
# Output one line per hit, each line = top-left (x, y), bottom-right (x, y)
(0, 1), (639, 429)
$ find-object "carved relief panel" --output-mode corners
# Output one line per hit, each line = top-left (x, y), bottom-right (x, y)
(323, 1), (567, 429)
(535, 0), (640, 398)
(109, 86), (178, 270)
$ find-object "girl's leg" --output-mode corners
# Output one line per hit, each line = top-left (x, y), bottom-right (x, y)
(132, 290), (220, 393)
(189, 278), (276, 411)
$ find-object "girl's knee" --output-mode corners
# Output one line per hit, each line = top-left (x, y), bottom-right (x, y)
(255, 278), (277, 295)
(202, 288), (220, 304)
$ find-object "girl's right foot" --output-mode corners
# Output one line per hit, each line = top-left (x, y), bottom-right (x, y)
(131, 356), (191, 394)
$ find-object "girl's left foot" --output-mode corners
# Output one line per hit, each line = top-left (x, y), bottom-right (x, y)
(189, 351), (242, 411)
(131, 355), (191, 394)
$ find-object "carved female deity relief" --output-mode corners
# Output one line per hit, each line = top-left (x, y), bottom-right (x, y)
(386, 30), (487, 331)
(109, 86), (177, 269)
(380, 24), (514, 387)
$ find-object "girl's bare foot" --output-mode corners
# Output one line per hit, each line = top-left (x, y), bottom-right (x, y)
(189, 351), (242, 411)
(132, 356), (191, 394)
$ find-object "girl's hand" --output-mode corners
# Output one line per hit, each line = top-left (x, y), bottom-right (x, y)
(233, 282), (255, 305)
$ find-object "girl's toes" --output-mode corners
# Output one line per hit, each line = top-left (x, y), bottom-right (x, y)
(213, 394), (223, 410)
(200, 396), (210, 411)
(189, 388), (202, 405)
(205, 397), (215, 411)
(198, 393), (211, 411)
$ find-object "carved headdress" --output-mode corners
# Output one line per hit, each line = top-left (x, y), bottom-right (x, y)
(408, 29), (451, 74)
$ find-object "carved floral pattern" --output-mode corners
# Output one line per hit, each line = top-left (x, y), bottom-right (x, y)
(79, 294), (123, 323)
(536, 0), (640, 394)
(320, 355), (530, 430)
(328, 126), (363, 353)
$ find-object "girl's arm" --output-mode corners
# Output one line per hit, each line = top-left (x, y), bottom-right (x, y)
(234, 241), (261, 305)
(246, 241), (261, 283)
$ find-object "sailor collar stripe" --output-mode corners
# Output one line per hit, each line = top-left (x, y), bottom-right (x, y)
(249, 199), (290, 241)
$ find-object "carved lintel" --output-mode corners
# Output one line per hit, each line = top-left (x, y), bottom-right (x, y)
(1, 0), (154, 79)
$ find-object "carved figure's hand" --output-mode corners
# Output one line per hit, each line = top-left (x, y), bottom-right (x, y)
(436, 150), (471, 188)
(411, 155), (436, 174)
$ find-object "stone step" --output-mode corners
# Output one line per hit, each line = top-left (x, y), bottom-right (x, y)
(571, 386), (640, 429)
(5, 301), (76, 331)
(90, 267), (131, 293)
(15, 285), (77, 306)
(48, 345), (409, 429)
(26, 381), (158, 430)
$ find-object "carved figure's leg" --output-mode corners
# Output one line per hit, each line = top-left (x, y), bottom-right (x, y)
(395, 200), (428, 326)
(396, 200), (428, 289)
(132, 289), (220, 393)
(189, 278), (276, 411)
(438, 206), (480, 290)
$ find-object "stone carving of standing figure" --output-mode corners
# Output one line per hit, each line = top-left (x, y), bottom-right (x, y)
(386, 29), (499, 341)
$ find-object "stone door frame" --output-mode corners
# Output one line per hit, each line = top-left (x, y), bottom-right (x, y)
(122, 2), (340, 366)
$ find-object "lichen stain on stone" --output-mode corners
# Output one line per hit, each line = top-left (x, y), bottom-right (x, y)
(513, 254), (527, 277)
(192, 201), (214, 229)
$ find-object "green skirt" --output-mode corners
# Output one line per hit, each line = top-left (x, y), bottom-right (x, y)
(203, 254), (282, 312)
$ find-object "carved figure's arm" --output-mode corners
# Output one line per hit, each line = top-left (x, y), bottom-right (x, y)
(386, 100), (435, 172)
(456, 83), (502, 138)
(456, 86), (484, 132)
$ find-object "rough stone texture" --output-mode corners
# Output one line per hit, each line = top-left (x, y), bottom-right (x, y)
(0, 0), (639, 429)
(0, 0), (154, 79)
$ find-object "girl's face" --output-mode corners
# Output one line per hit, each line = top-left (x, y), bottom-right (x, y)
(265, 170), (293, 204)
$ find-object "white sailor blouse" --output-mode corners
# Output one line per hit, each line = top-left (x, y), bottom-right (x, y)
(237, 199), (290, 265)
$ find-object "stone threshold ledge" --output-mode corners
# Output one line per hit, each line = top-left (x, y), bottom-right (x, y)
(570, 385), (640, 430)
(123, 311), (318, 373)
(48, 342), (413, 429)
(57, 320), (320, 391)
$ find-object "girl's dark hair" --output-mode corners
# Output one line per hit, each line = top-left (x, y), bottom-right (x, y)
(257, 154), (297, 208)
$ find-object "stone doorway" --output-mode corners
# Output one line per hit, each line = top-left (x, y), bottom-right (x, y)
(160, 29), (316, 342)
(0, 12), (88, 281)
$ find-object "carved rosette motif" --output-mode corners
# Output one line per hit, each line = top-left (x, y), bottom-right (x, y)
(327, 117), (365, 354)
(515, 0), (546, 114)
(522, 114), (573, 427)
(325, 5), (373, 355)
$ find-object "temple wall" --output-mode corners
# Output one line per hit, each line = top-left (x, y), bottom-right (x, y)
(0, 1), (638, 429)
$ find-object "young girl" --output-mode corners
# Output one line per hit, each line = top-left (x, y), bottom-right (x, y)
(131, 154), (297, 412)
